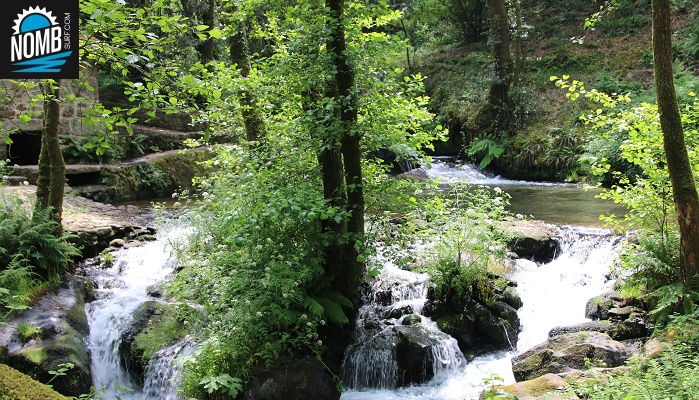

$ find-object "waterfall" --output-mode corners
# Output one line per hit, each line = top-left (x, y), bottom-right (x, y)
(340, 227), (622, 400)
(341, 262), (466, 390)
(85, 225), (191, 399)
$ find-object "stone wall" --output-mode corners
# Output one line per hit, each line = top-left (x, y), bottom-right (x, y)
(0, 64), (100, 160)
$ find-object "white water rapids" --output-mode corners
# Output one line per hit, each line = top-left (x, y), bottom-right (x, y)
(83, 160), (623, 399)
(86, 226), (192, 400)
(340, 227), (620, 400)
(340, 160), (623, 399)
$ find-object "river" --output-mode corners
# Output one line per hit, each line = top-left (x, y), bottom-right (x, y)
(86, 160), (625, 399)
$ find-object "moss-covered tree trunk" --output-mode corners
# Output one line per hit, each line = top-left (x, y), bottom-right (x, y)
(228, 19), (265, 143)
(35, 80), (65, 231)
(200, 0), (216, 63)
(652, 0), (699, 283)
(326, 0), (365, 301)
(485, 0), (512, 133)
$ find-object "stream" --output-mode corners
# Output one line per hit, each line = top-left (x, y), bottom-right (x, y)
(85, 222), (192, 399)
(84, 160), (624, 399)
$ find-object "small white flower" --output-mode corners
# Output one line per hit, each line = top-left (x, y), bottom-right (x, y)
(245, 299), (251, 305)
(256, 311), (263, 317)
(282, 293), (288, 298)
(307, 322), (312, 327)
(493, 187), (502, 194)
(264, 267), (270, 272)
(266, 238), (273, 243)
(317, 340), (323, 346)
(320, 319), (326, 325)
(22, 181), (29, 186)
(301, 314), (307, 320)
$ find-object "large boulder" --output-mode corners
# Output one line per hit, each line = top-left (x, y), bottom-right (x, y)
(394, 324), (464, 387)
(584, 291), (649, 341)
(0, 277), (92, 396)
(481, 373), (580, 400)
(244, 357), (340, 400)
(511, 331), (631, 382)
(424, 277), (520, 356)
(119, 301), (198, 384)
(500, 219), (559, 262)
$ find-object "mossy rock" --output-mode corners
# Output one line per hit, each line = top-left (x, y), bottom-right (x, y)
(1, 278), (92, 396)
(0, 363), (70, 400)
(481, 373), (579, 400)
(119, 301), (198, 384)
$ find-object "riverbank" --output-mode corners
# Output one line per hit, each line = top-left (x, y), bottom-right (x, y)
(2, 184), (155, 258)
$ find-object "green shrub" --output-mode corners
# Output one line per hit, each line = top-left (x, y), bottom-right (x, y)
(418, 185), (511, 303)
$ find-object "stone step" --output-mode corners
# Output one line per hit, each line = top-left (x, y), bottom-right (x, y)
(5, 176), (29, 185)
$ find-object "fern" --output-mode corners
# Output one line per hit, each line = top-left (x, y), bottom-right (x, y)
(467, 134), (506, 169)
(303, 291), (352, 325)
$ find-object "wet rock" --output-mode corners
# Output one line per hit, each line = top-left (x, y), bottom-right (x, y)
(500, 219), (560, 262)
(244, 357), (340, 400)
(0, 277), (92, 396)
(500, 286), (523, 310)
(394, 324), (462, 387)
(385, 305), (412, 320)
(109, 238), (126, 248)
(512, 331), (631, 382)
(423, 280), (520, 355)
(549, 321), (613, 338)
(119, 302), (198, 384)
(402, 314), (422, 326)
(481, 373), (579, 400)
(123, 240), (144, 249)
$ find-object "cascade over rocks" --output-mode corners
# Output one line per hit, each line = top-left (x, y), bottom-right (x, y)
(0, 277), (93, 396)
(244, 357), (340, 400)
(393, 323), (462, 386)
(119, 301), (198, 384)
(511, 331), (631, 381)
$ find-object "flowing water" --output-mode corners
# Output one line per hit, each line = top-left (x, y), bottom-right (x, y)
(340, 226), (621, 400)
(85, 160), (625, 399)
(85, 224), (191, 399)
(340, 160), (624, 399)
(426, 159), (627, 227)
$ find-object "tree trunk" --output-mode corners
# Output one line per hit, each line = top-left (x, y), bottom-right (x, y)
(485, 0), (512, 133)
(35, 80), (65, 231)
(200, 0), (216, 63)
(228, 22), (265, 143)
(652, 0), (699, 283)
(326, 0), (365, 301)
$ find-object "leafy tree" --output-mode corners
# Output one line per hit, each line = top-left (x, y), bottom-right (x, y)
(652, 0), (699, 284)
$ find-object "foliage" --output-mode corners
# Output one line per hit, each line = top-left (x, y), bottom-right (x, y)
(16, 321), (41, 343)
(418, 185), (511, 303)
(551, 75), (699, 323)
(467, 134), (507, 168)
(570, 311), (699, 399)
(166, 1), (444, 396)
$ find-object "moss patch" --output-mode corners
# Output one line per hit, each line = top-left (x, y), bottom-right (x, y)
(134, 303), (197, 362)
(0, 364), (69, 400)
(20, 348), (47, 365)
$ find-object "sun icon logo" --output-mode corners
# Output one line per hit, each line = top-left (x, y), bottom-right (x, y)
(12, 6), (58, 36)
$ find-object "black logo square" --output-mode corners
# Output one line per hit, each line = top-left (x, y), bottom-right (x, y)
(0, 0), (79, 79)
